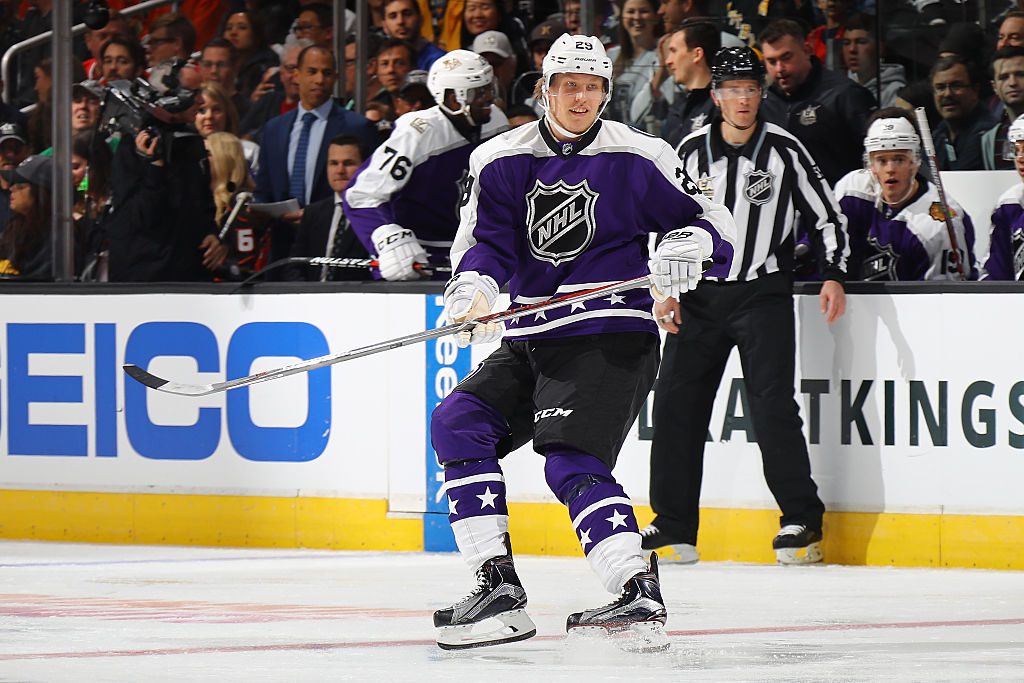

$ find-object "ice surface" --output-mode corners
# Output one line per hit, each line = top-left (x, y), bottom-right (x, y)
(0, 542), (1021, 682)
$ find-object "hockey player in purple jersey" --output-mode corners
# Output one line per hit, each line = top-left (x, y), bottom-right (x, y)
(983, 114), (1024, 280)
(428, 34), (737, 651)
(834, 108), (978, 280)
(343, 50), (508, 280)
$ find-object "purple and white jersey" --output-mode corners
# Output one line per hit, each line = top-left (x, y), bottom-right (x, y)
(835, 170), (978, 281)
(344, 105), (508, 258)
(452, 118), (738, 341)
(982, 182), (1024, 280)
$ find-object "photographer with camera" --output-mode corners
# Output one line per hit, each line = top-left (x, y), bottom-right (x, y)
(103, 61), (226, 282)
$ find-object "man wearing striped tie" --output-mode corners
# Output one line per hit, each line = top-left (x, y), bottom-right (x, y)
(254, 45), (377, 264)
(643, 46), (849, 566)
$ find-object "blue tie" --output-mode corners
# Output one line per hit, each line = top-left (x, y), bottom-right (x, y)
(290, 112), (317, 206)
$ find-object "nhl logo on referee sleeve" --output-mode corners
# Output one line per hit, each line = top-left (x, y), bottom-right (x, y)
(743, 169), (774, 205)
(525, 179), (598, 266)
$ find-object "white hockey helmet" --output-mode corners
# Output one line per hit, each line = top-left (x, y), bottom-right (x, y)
(864, 117), (921, 157)
(428, 49), (494, 122)
(540, 34), (613, 137)
(1008, 113), (1024, 143)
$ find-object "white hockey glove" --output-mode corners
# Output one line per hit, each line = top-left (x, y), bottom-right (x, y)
(372, 223), (428, 281)
(443, 271), (503, 347)
(648, 228), (711, 302)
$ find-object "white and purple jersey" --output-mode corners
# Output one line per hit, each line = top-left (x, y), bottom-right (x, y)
(452, 118), (738, 340)
(834, 170), (978, 281)
(982, 182), (1024, 280)
(344, 105), (509, 259)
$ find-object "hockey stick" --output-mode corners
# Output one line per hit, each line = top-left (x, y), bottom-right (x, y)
(228, 257), (452, 292)
(914, 107), (966, 280)
(124, 274), (655, 396)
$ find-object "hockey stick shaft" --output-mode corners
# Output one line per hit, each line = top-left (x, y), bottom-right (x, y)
(914, 107), (966, 279)
(124, 274), (654, 396)
(229, 257), (451, 292)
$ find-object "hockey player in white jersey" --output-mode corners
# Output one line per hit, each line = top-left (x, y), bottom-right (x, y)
(429, 34), (736, 651)
(834, 108), (978, 280)
(983, 114), (1024, 280)
(343, 49), (508, 280)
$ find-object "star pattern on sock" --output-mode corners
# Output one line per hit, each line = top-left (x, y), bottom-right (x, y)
(606, 292), (625, 305)
(570, 301), (587, 312)
(448, 497), (458, 515)
(579, 528), (591, 549)
(534, 310), (547, 321)
(477, 487), (498, 509)
(606, 509), (628, 530)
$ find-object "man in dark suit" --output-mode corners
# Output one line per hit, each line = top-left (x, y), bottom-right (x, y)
(254, 45), (377, 262)
(286, 134), (372, 281)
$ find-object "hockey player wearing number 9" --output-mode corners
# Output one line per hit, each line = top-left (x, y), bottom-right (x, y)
(429, 34), (737, 651)
(343, 50), (509, 281)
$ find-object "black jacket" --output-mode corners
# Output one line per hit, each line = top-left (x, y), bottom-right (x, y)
(934, 104), (999, 171)
(662, 86), (717, 150)
(285, 195), (371, 281)
(105, 132), (218, 282)
(760, 57), (877, 186)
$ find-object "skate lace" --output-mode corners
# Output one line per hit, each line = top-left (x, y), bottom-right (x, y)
(455, 565), (491, 606)
(639, 524), (659, 538)
(777, 524), (806, 537)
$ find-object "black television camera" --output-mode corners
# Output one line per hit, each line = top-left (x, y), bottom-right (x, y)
(97, 59), (201, 163)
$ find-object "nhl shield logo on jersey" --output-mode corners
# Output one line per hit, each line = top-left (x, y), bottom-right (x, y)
(743, 169), (774, 205)
(525, 179), (598, 266)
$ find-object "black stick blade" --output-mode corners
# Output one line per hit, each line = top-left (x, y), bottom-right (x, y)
(123, 364), (168, 390)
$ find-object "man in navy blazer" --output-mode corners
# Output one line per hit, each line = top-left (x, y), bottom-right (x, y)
(255, 45), (377, 262)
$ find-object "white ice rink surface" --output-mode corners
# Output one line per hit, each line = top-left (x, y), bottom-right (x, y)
(0, 542), (1022, 682)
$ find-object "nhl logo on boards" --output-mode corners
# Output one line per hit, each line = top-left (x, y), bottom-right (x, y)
(525, 179), (598, 266)
(743, 169), (774, 205)
(798, 104), (819, 126)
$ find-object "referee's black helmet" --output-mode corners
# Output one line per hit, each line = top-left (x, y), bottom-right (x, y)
(711, 47), (766, 88)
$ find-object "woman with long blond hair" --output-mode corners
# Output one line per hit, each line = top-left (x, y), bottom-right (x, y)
(205, 132), (267, 279)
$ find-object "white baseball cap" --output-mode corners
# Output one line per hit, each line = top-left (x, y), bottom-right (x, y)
(471, 30), (513, 59)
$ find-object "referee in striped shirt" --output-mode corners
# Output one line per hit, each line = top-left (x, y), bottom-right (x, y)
(642, 47), (849, 566)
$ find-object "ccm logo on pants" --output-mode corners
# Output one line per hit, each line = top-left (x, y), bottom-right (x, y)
(535, 408), (574, 422)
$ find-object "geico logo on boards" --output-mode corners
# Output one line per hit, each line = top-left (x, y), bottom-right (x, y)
(535, 407), (574, 422)
(0, 321), (331, 462)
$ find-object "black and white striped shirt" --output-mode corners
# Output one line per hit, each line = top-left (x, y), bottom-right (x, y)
(677, 118), (849, 282)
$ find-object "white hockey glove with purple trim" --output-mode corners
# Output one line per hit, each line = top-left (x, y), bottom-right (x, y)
(372, 223), (428, 281)
(648, 228), (710, 302)
(443, 271), (503, 347)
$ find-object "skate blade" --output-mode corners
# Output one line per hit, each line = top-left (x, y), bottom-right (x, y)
(647, 544), (699, 565)
(436, 609), (537, 650)
(567, 621), (670, 653)
(775, 541), (823, 565)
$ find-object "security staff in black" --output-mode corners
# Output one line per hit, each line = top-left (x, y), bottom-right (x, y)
(758, 19), (877, 187)
(642, 47), (849, 565)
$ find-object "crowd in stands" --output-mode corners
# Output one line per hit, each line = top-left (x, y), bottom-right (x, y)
(1, 0), (1024, 283)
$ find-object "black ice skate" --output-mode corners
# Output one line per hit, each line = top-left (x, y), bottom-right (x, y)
(773, 524), (823, 565)
(640, 524), (699, 565)
(433, 540), (536, 650)
(566, 552), (669, 652)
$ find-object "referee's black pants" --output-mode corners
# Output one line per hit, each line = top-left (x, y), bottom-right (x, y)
(649, 272), (825, 545)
